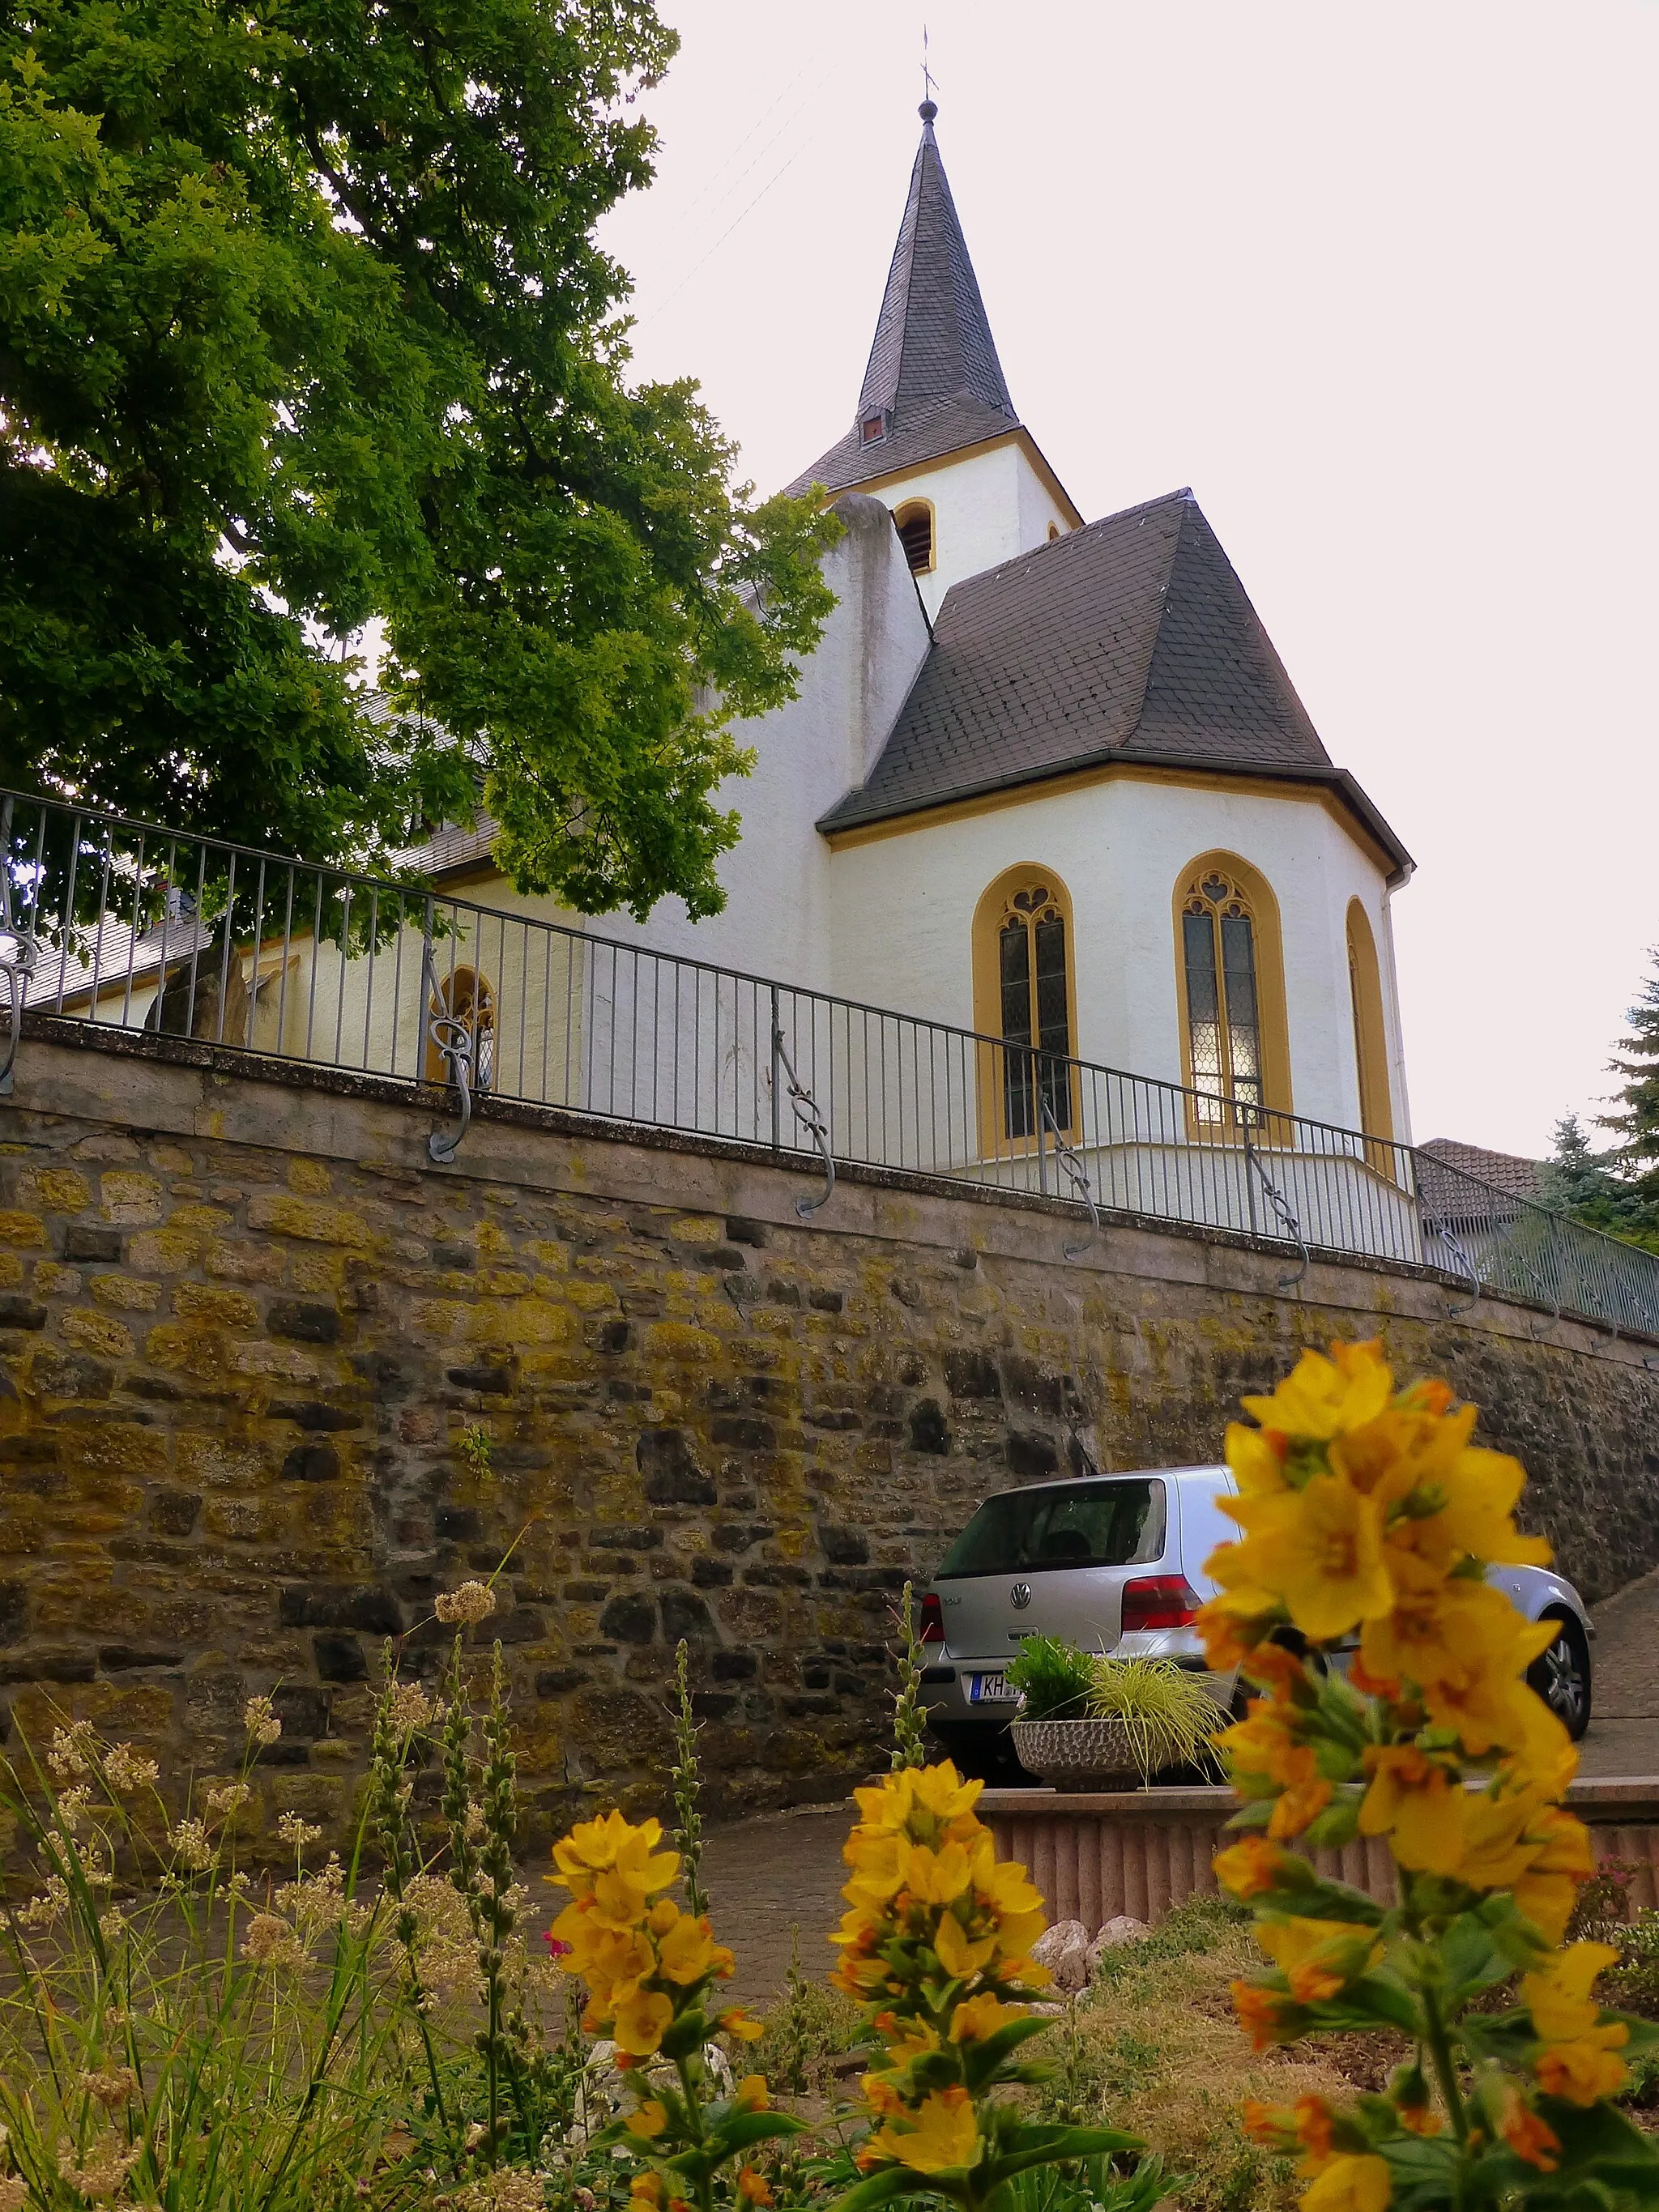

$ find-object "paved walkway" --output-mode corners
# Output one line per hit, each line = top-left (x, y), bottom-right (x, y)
(700, 1800), (853, 2004)
(1580, 1562), (1659, 1777)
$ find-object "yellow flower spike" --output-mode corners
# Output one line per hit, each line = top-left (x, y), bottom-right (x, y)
(871, 2085), (983, 2175)
(949, 1992), (1027, 2042)
(880, 2018), (942, 2064)
(1358, 1559), (1520, 1694)
(655, 1912), (720, 1984)
(1524, 1943), (1622, 2043)
(1253, 1916), (1380, 2004)
(898, 1839), (975, 1905)
(552, 1809), (679, 1897)
(1230, 1474), (1394, 1642)
(1536, 2027), (1630, 2105)
(1239, 1341), (1394, 1442)
(904, 1762), (987, 1824)
(1214, 1835), (1299, 1899)
(611, 1986), (675, 2057)
(1401, 1446), (1552, 1573)
(1264, 1747), (1334, 1842)
(1300, 2151), (1393, 2212)
(1358, 1745), (1465, 1874)
(1226, 1421), (1292, 1497)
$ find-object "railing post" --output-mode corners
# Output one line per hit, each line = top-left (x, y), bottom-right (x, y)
(770, 982), (781, 1153)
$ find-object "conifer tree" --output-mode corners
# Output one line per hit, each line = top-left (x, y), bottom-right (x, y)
(1598, 951), (1659, 1200)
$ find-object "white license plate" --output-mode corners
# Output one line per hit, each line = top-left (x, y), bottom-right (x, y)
(969, 1671), (1019, 1704)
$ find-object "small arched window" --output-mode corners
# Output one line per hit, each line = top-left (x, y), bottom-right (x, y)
(1346, 899), (1393, 1144)
(1047, 522), (1061, 543)
(1173, 855), (1292, 1127)
(972, 868), (1078, 1145)
(425, 964), (497, 1091)
(892, 499), (935, 576)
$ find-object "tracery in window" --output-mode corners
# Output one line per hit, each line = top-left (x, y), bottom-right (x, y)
(892, 498), (936, 575)
(1180, 868), (1262, 1124)
(425, 964), (497, 1091)
(996, 881), (1073, 1139)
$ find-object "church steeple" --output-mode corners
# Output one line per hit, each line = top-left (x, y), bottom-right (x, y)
(854, 100), (1017, 440)
(786, 100), (1081, 612)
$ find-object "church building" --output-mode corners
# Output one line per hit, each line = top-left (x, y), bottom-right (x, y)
(597, 99), (1416, 1149)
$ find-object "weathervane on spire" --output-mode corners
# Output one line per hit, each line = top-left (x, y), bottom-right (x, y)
(920, 23), (938, 122)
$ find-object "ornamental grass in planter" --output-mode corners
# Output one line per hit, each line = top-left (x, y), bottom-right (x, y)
(1004, 1643), (1222, 1787)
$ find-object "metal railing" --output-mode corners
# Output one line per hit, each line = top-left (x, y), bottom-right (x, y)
(2, 785), (1656, 1340)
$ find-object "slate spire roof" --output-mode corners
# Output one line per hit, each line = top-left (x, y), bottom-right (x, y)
(786, 102), (1026, 500)
(817, 488), (1413, 879)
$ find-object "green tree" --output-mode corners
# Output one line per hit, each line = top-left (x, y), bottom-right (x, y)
(0, 0), (838, 914)
(1601, 949), (1659, 1196)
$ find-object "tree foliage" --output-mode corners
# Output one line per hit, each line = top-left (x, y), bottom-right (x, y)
(1542, 953), (1659, 1255)
(0, 0), (838, 913)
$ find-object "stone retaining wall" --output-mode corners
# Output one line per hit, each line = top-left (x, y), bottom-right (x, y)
(1, 1025), (1656, 1856)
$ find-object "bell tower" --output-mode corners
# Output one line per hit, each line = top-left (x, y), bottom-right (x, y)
(787, 100), (1081, 616)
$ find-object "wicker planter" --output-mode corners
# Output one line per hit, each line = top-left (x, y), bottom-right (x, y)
(1010, 1716), (1147, 1788)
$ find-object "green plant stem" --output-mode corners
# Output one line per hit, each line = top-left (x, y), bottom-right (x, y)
(1418, 1985), (1469, 2150)
(891, 1581), (927, 1770)
(671, 1638), (707, 1917)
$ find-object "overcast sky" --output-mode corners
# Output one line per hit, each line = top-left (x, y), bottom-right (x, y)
(598, 1), (1659, 1160)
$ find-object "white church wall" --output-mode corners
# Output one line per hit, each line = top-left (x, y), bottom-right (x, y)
(478, 491), (936, 1142)
(825, 774), (1410, 1144)
(869, 438), (1068, 616)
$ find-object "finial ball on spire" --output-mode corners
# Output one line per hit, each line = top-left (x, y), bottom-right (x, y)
(919, 98), (937, 123)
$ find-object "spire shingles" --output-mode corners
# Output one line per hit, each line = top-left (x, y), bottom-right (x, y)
(787, 104), (1020, 498)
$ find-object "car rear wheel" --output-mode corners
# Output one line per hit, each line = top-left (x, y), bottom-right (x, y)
(1527, 1616), (1592, 1741)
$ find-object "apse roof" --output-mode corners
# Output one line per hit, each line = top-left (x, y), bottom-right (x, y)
(817, 487), (1414, 878)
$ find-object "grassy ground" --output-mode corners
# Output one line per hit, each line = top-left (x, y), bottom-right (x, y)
(749, 1894), (1397, 2212)
(1058, 1899), (1378, 2212)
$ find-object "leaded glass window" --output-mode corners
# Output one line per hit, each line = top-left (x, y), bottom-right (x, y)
(996, 884), (1073, 1138)
(1181, 871), (1261, 1125)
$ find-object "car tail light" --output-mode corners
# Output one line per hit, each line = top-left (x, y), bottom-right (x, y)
(918, 1592), (945, 1644)
(1120, 1575), (1201, 1631)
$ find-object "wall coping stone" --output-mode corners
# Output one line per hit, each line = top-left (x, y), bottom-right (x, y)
(982, 1779), (1659, 1820)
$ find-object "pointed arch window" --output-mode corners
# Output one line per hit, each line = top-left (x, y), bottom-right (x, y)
(971, 869), (1078, 1147)
(1346, 899), (1393, 1144)
(1173, 855), (1292, 1130)
(1181, 871), (1260, 1122)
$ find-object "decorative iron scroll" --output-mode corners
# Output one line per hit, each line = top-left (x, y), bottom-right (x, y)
(772, 1027), (834, 1218)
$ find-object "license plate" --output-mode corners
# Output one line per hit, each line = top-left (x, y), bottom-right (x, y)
(969, 1671), (1019, 1704)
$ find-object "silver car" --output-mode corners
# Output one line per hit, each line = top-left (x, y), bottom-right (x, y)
(919, 1464), (1594, 1778)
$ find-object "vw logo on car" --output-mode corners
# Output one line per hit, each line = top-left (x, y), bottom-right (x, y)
(1009, 1581), (1032, 1609)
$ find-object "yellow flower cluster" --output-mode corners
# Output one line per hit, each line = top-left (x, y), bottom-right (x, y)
(1201, 1342), (1643, 2206)
(830, 1763), (1050, 2176)
(546, 1809), (737, 2058)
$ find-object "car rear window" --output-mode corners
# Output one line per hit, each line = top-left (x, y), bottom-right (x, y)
(936, 1479), (1166, 1578)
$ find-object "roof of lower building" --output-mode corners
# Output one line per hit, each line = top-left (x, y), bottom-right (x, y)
(785, 102), (1038, 503)
(817, 487), (1413, 876)
(1418, 1138), (1548, 1201)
